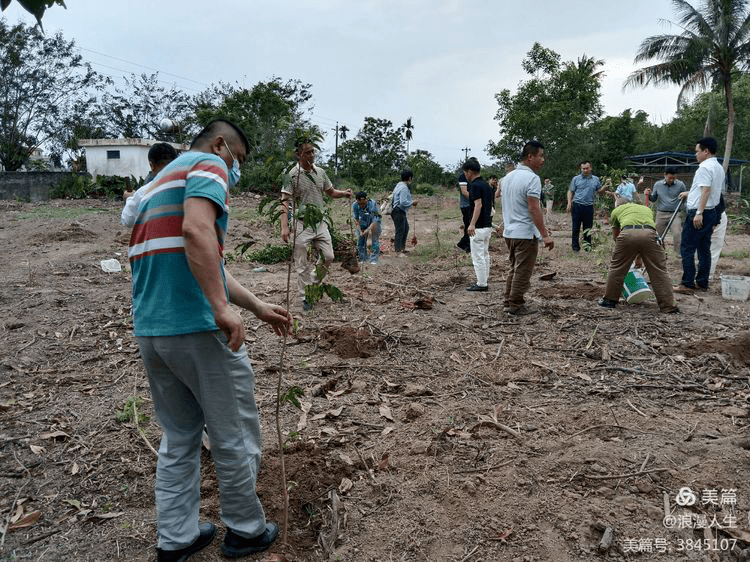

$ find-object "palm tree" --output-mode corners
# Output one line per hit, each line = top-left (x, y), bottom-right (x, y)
(624, 0), (750, 171)
(339, 124), (349, 141)
(403, 117), (414, 154)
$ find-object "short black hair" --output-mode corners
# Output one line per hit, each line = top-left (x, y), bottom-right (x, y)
(665, 167), (678, 175)
(191, 119), (250, 153)
(521, 140), (544, 160)
(356, 191), (367, 200)
(488, 174), (498, 180)
(148, 142), (178, 165)
(462, 157), (480, 173)
(401, 169), (413, 182)
(697, 137), (718, 154)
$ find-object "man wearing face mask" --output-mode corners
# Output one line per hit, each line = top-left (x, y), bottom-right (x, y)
(280, 138), (352, 311)
(129, 119), (293, 561)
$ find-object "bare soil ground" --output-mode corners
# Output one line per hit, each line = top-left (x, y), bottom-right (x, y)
(1, 194), (750, 562)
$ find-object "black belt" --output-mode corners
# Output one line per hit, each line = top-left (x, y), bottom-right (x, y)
(621, 225), (655, 230)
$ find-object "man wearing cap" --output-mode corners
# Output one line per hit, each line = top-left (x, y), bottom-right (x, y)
(598, 196), (678, 313)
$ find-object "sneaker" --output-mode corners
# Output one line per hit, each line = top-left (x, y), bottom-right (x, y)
(221, 522), (279, 558)
(598, 297), (617, 309)
(369, 257), (379, 265)
(673, 284), (695, 295)
(302, 299), (313, 311)
(507, 304), (537, 315)
(157, 522), (216, 562)
(466, 284), (488, 292)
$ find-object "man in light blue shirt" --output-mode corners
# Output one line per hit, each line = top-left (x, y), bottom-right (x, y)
(390, 169), (415, 254)
(566, 161), (606, 251)
(615, 176), (637, 202)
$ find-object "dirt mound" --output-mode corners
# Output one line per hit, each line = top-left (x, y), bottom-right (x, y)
(38, 222), (97, 243)
(298, 326), (385, 358)
(681, 330), (750, 364)
(535, 281), (604, 300)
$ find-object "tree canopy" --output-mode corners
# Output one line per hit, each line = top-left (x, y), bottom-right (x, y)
(625, 0), (750, 170)
(0, 18), (106, 170)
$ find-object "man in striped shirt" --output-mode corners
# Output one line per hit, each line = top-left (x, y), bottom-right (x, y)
(129, 119), (292, 561)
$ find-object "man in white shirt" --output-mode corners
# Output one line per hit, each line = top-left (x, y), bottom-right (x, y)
(499, 140), (554, 315)
(675, 137), (725, 294)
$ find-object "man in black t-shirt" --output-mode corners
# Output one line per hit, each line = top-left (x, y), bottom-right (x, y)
(463, 157), (493, 292)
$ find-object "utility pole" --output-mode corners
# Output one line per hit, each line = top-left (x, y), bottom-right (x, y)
(461, 147), (471, 161)
(333, 122), (339, 173)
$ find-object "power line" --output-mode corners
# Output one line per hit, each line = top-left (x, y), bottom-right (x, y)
(75, 45), (210, 88)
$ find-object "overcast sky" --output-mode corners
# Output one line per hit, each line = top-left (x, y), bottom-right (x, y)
(6, 0), (685, 168)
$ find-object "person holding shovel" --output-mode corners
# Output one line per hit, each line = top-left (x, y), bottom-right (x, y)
(352, 191), (382, 264)
(598, 196), (679, 313)
(643, 168), (687, 254)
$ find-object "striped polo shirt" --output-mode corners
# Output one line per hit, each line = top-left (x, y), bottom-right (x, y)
(128, 151), (229, 336)
(281, 163), (332, 214)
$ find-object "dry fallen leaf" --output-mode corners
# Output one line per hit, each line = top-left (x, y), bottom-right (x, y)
(338, 477), (353, 493)
(379, 405), (394, 421)
(9, 509), (42, 531)
(71, 462), (80, 475)
(39, 430), (70, 440)
(63, 499), (82, 510)
(29, 444), (45, 455)
(88, 511), (125, 521)
(378, 453), (390, 470)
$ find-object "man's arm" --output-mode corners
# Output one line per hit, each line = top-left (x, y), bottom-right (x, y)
(467, 198), (482, 237)
(693, 186), (711, 228)
(566, 188), (574, 212)
(325, 186), (353, 198)
(183, 197), (246, 351)
(279, 194), (292, 243)
(225, 270), (292, 337)
(528, 196), (553, 249)
(460, 183), (470, 199)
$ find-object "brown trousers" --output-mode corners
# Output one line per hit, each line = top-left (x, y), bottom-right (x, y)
(604, 228), (677, 312)
(504, 238), (539, 307)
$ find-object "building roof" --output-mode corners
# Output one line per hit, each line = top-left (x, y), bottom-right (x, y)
(78, 138), (189, 150)
(625, 151), (747, 169)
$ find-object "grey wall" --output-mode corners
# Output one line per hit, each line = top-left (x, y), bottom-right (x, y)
(0, 172), (78, 202)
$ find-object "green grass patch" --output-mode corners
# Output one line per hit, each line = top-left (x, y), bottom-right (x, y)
(17, 207), (109, 220)
(723, 248), (750, 259)
(411, 231), (469, 263)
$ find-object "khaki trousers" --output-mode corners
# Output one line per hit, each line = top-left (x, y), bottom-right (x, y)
(504, 238), (538, 307)
(604, 228), (677, 312)
(655, 210), (682, 254)
(293, 221), (334, 298)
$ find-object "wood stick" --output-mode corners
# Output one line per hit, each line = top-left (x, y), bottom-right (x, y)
(626, 399), (648, 418)
(583, 467), (669, 480)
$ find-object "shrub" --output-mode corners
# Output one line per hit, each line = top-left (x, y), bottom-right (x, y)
(243, 243), (291, 264)
(412, 183), (435, 196)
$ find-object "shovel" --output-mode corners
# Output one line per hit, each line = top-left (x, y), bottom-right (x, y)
(656, 199), (683, 247)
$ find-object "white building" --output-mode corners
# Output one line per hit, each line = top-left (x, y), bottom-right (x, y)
(78, 138), (188, 180)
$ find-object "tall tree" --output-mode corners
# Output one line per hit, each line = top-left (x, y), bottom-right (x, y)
(488, 43), (603, 181)
(403, 116), (414, 154)
(625, 0), (750, 171)
(337, 117), (405, 184)
(193, 77), (319, 192)
(0, 19), (107, 170)
(101, 73), (194, 144)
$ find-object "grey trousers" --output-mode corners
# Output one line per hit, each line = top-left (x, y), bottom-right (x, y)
(137, 331), (266, 550)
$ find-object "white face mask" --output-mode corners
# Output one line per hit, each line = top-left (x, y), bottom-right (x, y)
(223, 141), (241, 188)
